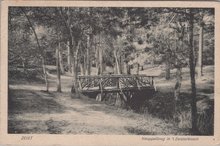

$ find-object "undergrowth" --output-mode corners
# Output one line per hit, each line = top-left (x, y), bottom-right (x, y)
(102, 91), (214, 135)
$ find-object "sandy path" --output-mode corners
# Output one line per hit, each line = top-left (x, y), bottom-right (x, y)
(8, 66), (214, 135)
(8, 87), (183, 135)
(8, 72), (188, 135)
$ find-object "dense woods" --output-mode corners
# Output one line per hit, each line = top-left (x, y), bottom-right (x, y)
(8, 7), (214, 135)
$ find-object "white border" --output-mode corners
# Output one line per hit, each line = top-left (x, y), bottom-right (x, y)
(1, 1), (220, 146)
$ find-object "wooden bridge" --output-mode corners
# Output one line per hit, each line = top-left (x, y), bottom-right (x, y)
(75, 74), (157, 102)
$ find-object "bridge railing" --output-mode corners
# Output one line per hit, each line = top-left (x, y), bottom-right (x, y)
(76, 74), (157, 91)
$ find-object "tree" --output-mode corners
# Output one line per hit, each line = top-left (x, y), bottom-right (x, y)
(188, 9), (198, 134)
(197, 21), (204, 78)
(188, 8), (214, 133)
(163, 8), (199, 133)
(20, 8), (49, 92)
(148, 8), (214, 133)
(56, 7), (82, 93)
(56, 33), (62, 92)
(195, 9), (214, 78)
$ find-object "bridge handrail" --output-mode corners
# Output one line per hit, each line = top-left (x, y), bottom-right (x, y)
(76, 74), (157, 91)
(77, 74), (158, 78)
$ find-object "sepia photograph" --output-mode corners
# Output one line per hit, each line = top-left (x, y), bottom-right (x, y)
(7, 6), (215, 135)
(1, 1), (220, 145)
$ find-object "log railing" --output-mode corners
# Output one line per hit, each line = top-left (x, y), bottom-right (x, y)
(77, 74), (157, 92)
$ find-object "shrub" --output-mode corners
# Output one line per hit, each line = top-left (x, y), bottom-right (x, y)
(146, 92), (175, 119)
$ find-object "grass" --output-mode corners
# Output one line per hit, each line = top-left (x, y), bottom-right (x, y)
(8, 65), (214, 135)
(8, 86), (190, 135)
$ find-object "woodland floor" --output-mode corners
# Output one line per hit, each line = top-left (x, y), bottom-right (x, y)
(8, 65), (214, 135)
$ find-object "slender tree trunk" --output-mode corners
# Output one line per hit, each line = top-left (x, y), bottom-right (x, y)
(174, 67), (182, 101)
(99, 45), (103, 75)
(59, 49), (64, 74)
(197, 25), (204, 79)
(165, 51), (171, 80)
(56, 42), (62, 92)
(86, 35), (91, 75)
(42, 58), (49, 92)
(174, 29), (184, 120)
(136, 63), (140, 75)
(69, 38), (77, 94)
(83, 55), (86, 75)
(22, 58), (27, 73)
(98, 34), (104, 75)
(80, 63), (84, 75)
(114, 50), (120, 74)
(124, 62), (128, 74)
(114, 50), (125, 107)
(127, 64), (131, 75)
(189, 10), (198, 134)
(120, 55), (125, 74)
(165, 61), (170, 80)
(71, 41), (81, 94)
(71, 53), (77, 93)
(95, 39), (99, 74)
(70, 39), (75, 77)
(67, 41), (72, 73)
(74, 51), (78, 89)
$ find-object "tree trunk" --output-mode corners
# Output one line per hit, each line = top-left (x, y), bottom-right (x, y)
(165, 51), (171, 80)
(56, 43), (61, 92)
(95, 41), (99, 74)
(71, 41), (81, 94)
(119, 55), (123, 74)
(99, 45), (103, 75)
(86, 35), (91, 75)
(114, 50), (120, 74)
(42, 58), (49, 92)
(165, 61), (170, 80)
(136, 63), (140, 75)
(197, 25), (204, 79)
(83, 56), (86, 75)
(174, 67), (182, 101)
(189, 10), (198, 134)
(123, 62), (128, 74)
(127, 64), (131, 75)
(73, 51), (78, 91)
(22, 58), (27, 73)
(80, 63), (84, 75)
(71, 53), (77, 93)
(98, 34), (104, 75)
(115, 78), (126, 108)
(59, 49), (64, 74)
(70, 39), (75, 77)
(114, 51), (126, 107)
(67, 41), (72, 73)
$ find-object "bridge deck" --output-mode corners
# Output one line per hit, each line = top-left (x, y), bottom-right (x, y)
(79, 86), (155, 93)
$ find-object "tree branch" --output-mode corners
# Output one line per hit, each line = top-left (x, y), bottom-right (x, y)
(20, 8), (43, 57)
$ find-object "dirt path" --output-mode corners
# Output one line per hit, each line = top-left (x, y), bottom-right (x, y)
(8, 84), (187, 135)
(8, 66), (214, 135)
(8, 71), (190, 135)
